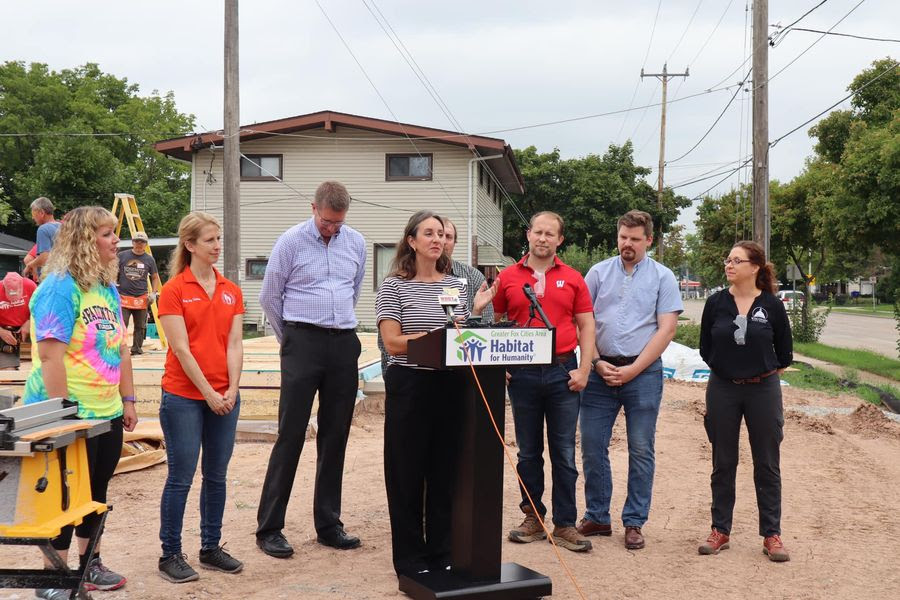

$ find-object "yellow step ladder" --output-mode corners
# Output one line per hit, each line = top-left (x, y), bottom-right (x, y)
(111, 193), (167, 348)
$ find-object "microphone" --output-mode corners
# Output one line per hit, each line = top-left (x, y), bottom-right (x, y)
(438, 289), (461, 323)
(523, 283), (554, 329)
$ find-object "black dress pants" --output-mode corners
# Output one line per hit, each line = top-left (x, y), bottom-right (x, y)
(256, 325), (361, 538)
(704, 372), (784, 537)
(383, 365), (464, 576)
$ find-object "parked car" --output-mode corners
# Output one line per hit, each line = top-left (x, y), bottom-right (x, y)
(776, 290), (805, 309)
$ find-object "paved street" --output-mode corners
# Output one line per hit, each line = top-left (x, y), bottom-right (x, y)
(680, 299), (897, 358)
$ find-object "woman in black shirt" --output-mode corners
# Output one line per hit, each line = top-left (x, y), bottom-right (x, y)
(697, 240), (793, 562)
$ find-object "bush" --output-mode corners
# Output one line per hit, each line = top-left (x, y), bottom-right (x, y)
(788, 303), (831, 343)
(673, 323), (700, 349)
(557, 242), (611, 276)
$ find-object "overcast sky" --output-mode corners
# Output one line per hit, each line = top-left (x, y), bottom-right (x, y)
(3, 0), (897, 232)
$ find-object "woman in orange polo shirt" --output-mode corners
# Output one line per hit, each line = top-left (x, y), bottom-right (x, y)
(156, 212), (245, 583)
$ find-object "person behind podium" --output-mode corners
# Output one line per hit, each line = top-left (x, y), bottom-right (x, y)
(491, 211), (595, 553)
(376, 210), (495, 577)
(23, 206), (138, 599)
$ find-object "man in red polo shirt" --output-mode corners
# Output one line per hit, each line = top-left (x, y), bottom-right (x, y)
(492, 211), (595, 552)
(0, 271), (37, 369)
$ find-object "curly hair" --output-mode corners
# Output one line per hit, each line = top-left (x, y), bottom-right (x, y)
(387, 210), (450, 280)
(732, 240), (777, 293)
(169, 212), (221, 278)
(44, 206), (118, 290)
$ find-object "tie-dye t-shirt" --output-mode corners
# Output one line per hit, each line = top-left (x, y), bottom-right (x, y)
(24, 272), (124, 419)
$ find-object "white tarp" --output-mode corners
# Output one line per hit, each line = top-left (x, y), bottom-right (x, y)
(662, 342), (710, 382)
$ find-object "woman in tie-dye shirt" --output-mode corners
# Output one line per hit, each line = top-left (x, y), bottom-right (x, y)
(24, 206), (138, 599)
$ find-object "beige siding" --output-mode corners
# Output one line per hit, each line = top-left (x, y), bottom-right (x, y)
(187, 126), (503, 329)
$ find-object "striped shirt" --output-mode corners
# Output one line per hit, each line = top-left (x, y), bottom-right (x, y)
(259, 218), (366, 342)
(376, 275), (469, 369)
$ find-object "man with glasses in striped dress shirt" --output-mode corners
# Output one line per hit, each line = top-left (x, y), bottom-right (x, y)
(256, 181), (367, 558)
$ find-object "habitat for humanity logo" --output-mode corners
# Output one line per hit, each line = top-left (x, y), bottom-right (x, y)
(455, 331), (487, 361)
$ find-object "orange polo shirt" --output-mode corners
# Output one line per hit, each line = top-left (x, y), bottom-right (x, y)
(159, 265), (244, 400)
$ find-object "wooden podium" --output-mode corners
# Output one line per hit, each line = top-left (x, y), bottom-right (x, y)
(402, 325), (555, 600)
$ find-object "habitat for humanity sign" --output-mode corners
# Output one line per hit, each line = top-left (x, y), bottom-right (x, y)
(445, 327), (554, 367)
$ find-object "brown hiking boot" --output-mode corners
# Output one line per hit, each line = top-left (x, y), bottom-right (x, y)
(508, 507), (546, 543)
(549, 526), (592, 552)
(763, 535), (790, 562)
(624, 526), (645, 549)
(698, 528), (730, 555)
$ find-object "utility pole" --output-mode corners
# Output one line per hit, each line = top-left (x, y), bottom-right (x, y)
(752, 0), (770, 257)
(641, 63), (689, 262)
(223, 0), (241, 283)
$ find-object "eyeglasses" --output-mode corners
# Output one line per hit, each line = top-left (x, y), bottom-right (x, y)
(723, 257), (749, 266)
(314, 208), (345, 228)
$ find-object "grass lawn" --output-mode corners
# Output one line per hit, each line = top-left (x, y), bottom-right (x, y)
(827, 304), (894, 317)
(782, 362), (898, 406)
(793, 342), (900, 381)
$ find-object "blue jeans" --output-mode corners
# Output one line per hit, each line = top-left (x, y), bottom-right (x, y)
(159, 390), (240, 557)
(580, 358), (663, 527)
(507, 356), (580, 527)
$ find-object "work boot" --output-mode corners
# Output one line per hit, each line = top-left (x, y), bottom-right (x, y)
(549, 526), (592, 552)
(624, 526), (645, 549)
(698, 528), (730, 555)
(763, 535), (790, 562)
(508, 506), (547, 543)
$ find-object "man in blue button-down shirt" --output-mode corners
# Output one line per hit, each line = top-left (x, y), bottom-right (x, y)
(576, 210), (683, 552)
(256, 181), (367, 558)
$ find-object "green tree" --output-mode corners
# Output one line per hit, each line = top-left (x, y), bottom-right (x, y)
(0, 61), (195, 238)
(504, 142), (690, 257)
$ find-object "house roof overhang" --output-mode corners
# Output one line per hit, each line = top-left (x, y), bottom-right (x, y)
(154, 110), (525, 195)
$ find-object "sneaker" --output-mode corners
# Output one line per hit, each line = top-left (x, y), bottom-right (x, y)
(83, 557), (126, 591)
(549, 526), (592, 552)
(199, 544), (243, 573)
(158, 553), (200, 583)
(699, 528), (730, 555)
(763, 535), (790, 562)
(36, 590), (90, 600)
(508, 507), (547, 543)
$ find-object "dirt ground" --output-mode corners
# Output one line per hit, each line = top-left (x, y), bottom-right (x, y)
(3, 380), (900, 600)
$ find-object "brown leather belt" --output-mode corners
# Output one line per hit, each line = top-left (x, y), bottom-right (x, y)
(600, 355), (639, 367)
(555, 351), (576, 364)
(732, 369), (777, 384)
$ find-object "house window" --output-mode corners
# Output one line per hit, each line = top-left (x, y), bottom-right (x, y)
(245, 258), (268, 280)
(386, 154), (433, 181)
(240, 155), (282, 180)
(478, 164), (485, 187)
(374, 244), (396, 290)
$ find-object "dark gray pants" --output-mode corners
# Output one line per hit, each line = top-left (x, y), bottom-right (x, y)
(704, 372), (784, 537)
(256, 325), (361, 539)
(122, 307), (148, 352)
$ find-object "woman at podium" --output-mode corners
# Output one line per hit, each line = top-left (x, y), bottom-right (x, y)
(376, 210), (495, 578)
(23, 206), (139, 599)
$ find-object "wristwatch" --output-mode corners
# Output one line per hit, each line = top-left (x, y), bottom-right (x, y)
(591, 357), (602, 370)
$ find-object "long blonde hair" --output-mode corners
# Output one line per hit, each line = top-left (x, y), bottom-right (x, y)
(169, 211), (221, 278)
(44, 206), (119, 290)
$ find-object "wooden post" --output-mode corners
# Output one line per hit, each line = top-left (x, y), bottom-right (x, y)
(752, 0), (770, 257)
(223, 0), (241, 283)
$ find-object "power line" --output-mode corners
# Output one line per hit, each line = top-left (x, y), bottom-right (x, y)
(768, 0), (830, 46)
(761, 0), (867, 89)
(667, 68), (750, 164)
(768, 59), (899, 148)
(783, 28), (900, 43)
(616, 0), (664, 142)
(667, 0), (705, 64)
